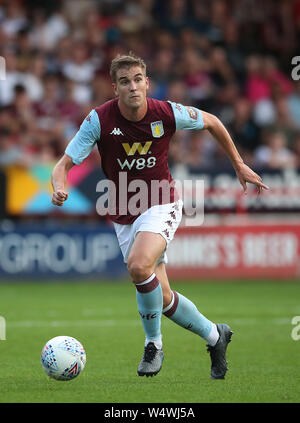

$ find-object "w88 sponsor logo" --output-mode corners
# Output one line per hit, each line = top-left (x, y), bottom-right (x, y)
(118, 141), (156, 170)
(117, 156), (156, 170)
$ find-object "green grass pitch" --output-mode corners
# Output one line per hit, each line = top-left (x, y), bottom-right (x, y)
(0, 279), (299, 403)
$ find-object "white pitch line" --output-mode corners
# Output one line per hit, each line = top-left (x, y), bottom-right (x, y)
(6, 317), (292, 328)
(226, 317), (291, 325)
(7, 319), (140, 328)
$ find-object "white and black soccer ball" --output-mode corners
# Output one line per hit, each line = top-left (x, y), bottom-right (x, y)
(41, 336), (86, 381)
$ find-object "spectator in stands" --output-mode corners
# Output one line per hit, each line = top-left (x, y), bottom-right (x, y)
(0, 128), (21, 167)
(288, 81), (300, 131)
(0, 0), (299, 172)
(0, 48), (22, 106)
(254, 130), (296, 170)
(209, 46), (235, 90)
(229, 96), (259, 153)
(292, 133), (300, 168)
(245, 55), (271, 104)
(34, 73), (61, 130)
(180, 48), (214, 109)
(29, 6), (69, 52)
(11, 83), (36, 132)
(0, 0), (28, 40)
(150, 49), (176, 100)
(62, 40), (96, 104)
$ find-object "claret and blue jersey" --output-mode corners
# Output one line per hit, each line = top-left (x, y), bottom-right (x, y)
(65, 99), (205, 165)
(65, 98), (205, 224)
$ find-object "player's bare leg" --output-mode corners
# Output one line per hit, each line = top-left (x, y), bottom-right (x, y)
(127, 231), (166, 282)
(154, 262), (172, 308)
(156, 262), (233, 379)
(127, 232), (166, 377)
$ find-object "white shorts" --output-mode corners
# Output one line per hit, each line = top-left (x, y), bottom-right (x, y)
(113, 200), (183, 264)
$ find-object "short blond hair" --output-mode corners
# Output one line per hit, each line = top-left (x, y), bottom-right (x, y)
(110, 52), (147, 83)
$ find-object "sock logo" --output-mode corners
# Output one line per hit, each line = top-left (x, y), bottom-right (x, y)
(139, 312), (157, 320)
(185, 323), (193, 330)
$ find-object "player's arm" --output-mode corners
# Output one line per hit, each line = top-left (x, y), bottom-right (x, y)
(201, 111), (269, 194)
(51, 154), (74, 206)
(169, 101), (269, 194)
(51, 109), (101, 207)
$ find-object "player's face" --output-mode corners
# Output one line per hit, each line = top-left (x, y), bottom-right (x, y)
(113, 66), (149, 110)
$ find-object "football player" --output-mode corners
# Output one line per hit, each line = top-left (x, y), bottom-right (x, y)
(51, 53), (268, 379)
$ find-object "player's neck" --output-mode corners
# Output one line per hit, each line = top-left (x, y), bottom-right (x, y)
(118, 99), (148, 122)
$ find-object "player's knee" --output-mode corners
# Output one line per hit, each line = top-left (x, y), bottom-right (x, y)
(127, 257), (153, 282)
(162, 290), (173, 309)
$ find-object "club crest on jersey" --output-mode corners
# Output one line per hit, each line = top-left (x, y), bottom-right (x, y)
(186, 106), (198, 120)
(150, 121), (164, 138)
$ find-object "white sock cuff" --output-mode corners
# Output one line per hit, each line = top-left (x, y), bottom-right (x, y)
(162, 291), (175, 314)
(145, 336), (162, 349)
(206, 323), (220, 346)
(135, 273), (156, 286)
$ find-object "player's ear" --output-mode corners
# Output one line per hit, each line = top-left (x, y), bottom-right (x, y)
(145, 77), (149, 90)
(112, 83), (118, 97)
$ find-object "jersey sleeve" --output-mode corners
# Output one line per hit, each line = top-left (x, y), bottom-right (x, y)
(65, 109), (101, 165)
(168, 101), (205, 131)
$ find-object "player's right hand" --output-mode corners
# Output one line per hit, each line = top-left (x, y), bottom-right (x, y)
(52, 190), (68, 206)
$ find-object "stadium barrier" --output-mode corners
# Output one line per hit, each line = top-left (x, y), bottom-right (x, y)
(167, 223), (300, 279)
(0, 221), (299, 280)
(3, 165), (300, 216)
(0, 222), (127, 279)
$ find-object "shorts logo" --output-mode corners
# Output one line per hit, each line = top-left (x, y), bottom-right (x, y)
(122, 141), (152, 156)
(151, 121), (164, 138)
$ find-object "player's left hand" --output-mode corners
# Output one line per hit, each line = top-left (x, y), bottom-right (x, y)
(234, 162), (269, 194)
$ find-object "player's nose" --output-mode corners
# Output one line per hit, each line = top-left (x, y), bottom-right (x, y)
(129, 81), (137, 91)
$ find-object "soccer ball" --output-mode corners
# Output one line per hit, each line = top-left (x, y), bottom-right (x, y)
(41, 336), (86, 381)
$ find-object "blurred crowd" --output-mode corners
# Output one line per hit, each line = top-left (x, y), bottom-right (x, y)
(1, 0), (300, 172)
